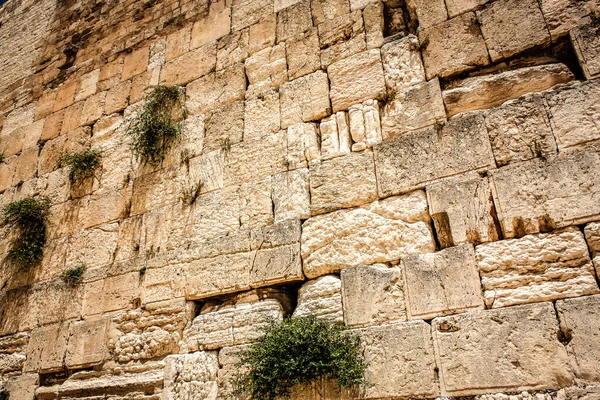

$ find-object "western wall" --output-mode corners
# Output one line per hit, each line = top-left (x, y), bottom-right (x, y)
(1, 0), (600, 398)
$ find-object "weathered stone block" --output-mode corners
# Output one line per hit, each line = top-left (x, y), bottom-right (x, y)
(419, 13), (489, 80)
(65, 223), (119, 269)
(232, 0), (273, 31)
(245, 43), (287, 96)
(244, 89), (281, 139)
(309, 149), (378, 215)
(540, 0), (597, 41)
(187, 63), (246, 115)
(445, 0), (490, 17)
(104, 81), (131, 115)
(443, 63), (574, 117)
(216, 30), (250, 71)
(277, 0), (313, 43)
(489, 149), (600, 238)
(375, 114), (495, 197)
(272, 168), (311, 222)
(427, 173), (500, 247)
(240, 177), (274, 230)
(0, 332), (28, 375)
(364, 1), (384, 49)
(191, 0), (231, 49)
(249, 14), (277, 54)
(301, 191), (435, 278)
(292, 275), (343, 323)
(405, 0), (447, 30)
(571, 21), (600, 79)
(24, 323), (69, 373)
(320, 112), (351, 159)
(184, 252), (252, 300)
(103, 272), (141, 312)
(224, 133), (287, 185)
(204, 100), (244, 153)
(381, 35), (425, 96)
(122, 46), (149, 81)
(65, 317), (108, 369)
(311, 0), (350, 24)
(328, 49), (386, 112)
(341, 264), (407, 326)
(402, 244), (484, 319)
(251, 243), (304, 287)
(286, 122), (320, 169)
(186, 186), (241, 241)
(347, 99), (382, 151)
(188, 150), (224, 194)
(286, 29), (321, 80)
(75, 69), (100, 102)
(280, 70), (331, 128)
(432, 303), (573, 396)
(476, 228), (599, 308)
(318, 10), (366, 68)
(163, 352), (219, 400)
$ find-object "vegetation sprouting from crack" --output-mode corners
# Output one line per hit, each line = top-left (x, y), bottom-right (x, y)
(60, 263), (86, 285)
(60, 148), (102, 184)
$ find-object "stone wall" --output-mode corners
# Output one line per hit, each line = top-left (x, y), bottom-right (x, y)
(1, 0), (600, 398)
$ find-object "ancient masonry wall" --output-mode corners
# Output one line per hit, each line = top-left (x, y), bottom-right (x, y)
(1, 0), (600, 398)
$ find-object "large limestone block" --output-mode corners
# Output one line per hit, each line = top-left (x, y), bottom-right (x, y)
(381, 78), (446, 140)
(186, 64), (246, 115)
(443, 64), (575, 116)
(102, 272), (142, 312)
(24, 323), (69, 373)
(341, 264), (407, 326)
(328, 49), (386, 112)
(364, 1), (384, 49)
(292, 275), (343, 323)
(65, 223), (119, 269)
(301, 191), (435, 278)
(381, 35), (425, 96)
(204, 101), (244, 153)
(571, 21), (600, 79)
(477, 0), (550, 62)
(244, 89), (281, 139)
(191, 0), (231, 49)
(280, 70), (331, 128)
(489, 150), (600, 238)
(445, 0), (490, 17)
(216, 31), (250, 71)
(311, 0), (350, 24)
(405, 0), (448, 30)
(427, 173), (500, 248)
(309, 149), (378, 215)
(318, 10), (366, 68)
(403, 244), (484, 319)
(476, 228), (599, 308)
(286, 122), (321, 170)
(232, 0), (273, 31)
(419, 13), (489, 80)
(320, 112), (352, 159)
(65, 317), (108, 369)
(540, 0), (598, 40)
(375, 114), (495, 197)
(4, 374), (37, 400)
(556, 295), (600, 381)
(239, 178), (274, 230)
(348, 100), (382, 150)
(245, 44), (288, 96)
(224, 133), (287, 185)
(544, 80), (600, 150)
(187, 186), (242, 241)
(184, 252), (252, 300)
(357, 321), (439, 399)
(159, 43), (217, 86)
(286, 29), (321, 80)
(272, 169), (311, 222)
(188, 150), (225, 194)
(250, 243), (304, 287)
(0, 332), (28, 375)
(432, 303), (573, 396)
(276, 0), (313, 42)
(484, 94), (557, 166)
(163, 351), (219, 400)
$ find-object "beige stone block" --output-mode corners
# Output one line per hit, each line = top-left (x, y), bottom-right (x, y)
(309, 149), (378, 215)
(4, 374), (37, 400)
(444, 64), (574, 117)
(41, 110), (64, 141)
(318, 10), (366, 68)
(224, 133), (287, 185)
(585, 221), (600, 257)
(12, 147), (37, 185)
(357, 321), (439, 398)
(350, 0), (377, 11)
(405, 0), (448, 30)
(293, 275), (343, 323)
(545, 80), (600, 150)
(556, 294), (600, 381)
(0, 332), (28, 375)
(239, 177), (274, 230)
(38, 127), (90, 176)
(186, 63), (246, 115)
(381, 78), (446, 140)
(348, 99), (382, 150)
(60, 101), (84, 134)
(186, 186), (242, 241)
(433, 303), (573, 396)
(250, 219), (302, 250)
(232, 0), (273, 31)
(244, 89), (281, 139)
(131, 167), (182, 215)
(216, 30), (250, 71)
(341, 264), (407, 326)
(187, 150), (224, 194)
(286, 122), (321, 170)
(191, 0), (231, 49)
(272, 169), (310, 222)
(311, 0), (350, 24)
(249, 14), (277, 54)
(204, 100), (244, 152)
(490, 149), (600, 238)
(277, 0), (313, 42)
(251, 243), (303, 287)
(166, 27), (191, 62)
(571, 21), (600, 79)
(184, 252), (252, 300)
(82, 279), (105, 317)
(75, 69), (100, 102)
(320, 112), (351, 159)
(65, 317), (108, 369)
(280, 70), (331, 128)
(403, 244), (484, 319)
(445, 0), (490, 17)
(540, 0), (597, 41)
(381, 35), (425, 96)
(80, 91), (106, 126)
(419, 13), (489, 80)
(476, 228), (599, 308)
(163, 352), (219, 399)
(103, 272), (141, 312)
(478, 0), (550, 62)
(36, 90), (57, 121)
(301, 191), (435, 278)
(66, 223), (119, 269)
(375, 114), (495, 197)
(485, 94), (557, 166)
(122, 46), (149, 81)
(160, 42), (217, 86)
(364, 1), (384, 49)
(328, 49), (386, 112)
(427, 173), (499, 249)
(104, 80), (131, 115)
(245, 43), (288, 96)
(53, 80), (77, 112)
(286, 29), (321, 80)
(24, 323), (69, 373)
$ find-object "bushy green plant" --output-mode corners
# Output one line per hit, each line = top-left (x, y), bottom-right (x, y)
(234, 316), (367, 400)
(127, 85), (186, 166)
(60, 149), (102, 184)
(60, 263), (86, 285)
(2, 197), (50, 269)
(0, 388), (9, 400)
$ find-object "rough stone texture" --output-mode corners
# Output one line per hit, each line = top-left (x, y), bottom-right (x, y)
(286, 29), (321, 80)
(348, 99), (382, 150)
(163, 351), (219, 400)
(301, 191), (435, 278)
(445, 0), (490, 17)
(433, 303), (573, 396)
(403, 244), (484, 319)
(320, 112), (351, 159)
(490, 150), (600, 238)
(405, 0), (447, 30)
(65, 317), (108, 369)
(556, 294), (600, 382)
(232, 0), (273, 31)
(286, 122), (320, 170)
(540, 0), (598, 41)
(186, 64), (247, 115)
(375, 114), (496, 197)
(292, 275), (343, 323)
(204, 101), (244, 153)
(272, 169), (311, 222)
(571, 21), (600, 79)
(476, 228), (599, 308)
(427, 173), (500, 248)
(24, 323), (69, 373)
(318, 10), (366, 68)
(280, 70), (331, 128)
(341, 264), (407, 326)
(444, 64), (575, 117)
(245, 44), (288, 96)
(381, 35), (425, 96)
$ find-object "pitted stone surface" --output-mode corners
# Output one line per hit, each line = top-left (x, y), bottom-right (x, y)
(571, 21), (600, 79)
(292, 275), (343, 323)
(163, 351), (219, 400)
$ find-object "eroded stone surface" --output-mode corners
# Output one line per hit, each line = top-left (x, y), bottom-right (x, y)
(381, 35), (425, 96)
(292, 275), (343, 323)
(280, 70), (331, 128)
(163, 351), (219, 400)
(571, 21), (600, 79)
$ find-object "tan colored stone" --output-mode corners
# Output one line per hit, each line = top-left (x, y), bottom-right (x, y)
(320, 112), (351, 159)
(36, 91), (57, 121)
(4, 374), (37, 400)
(540, 0), (598, 40)
(0, 332), (28, 375)
(311, 0), (350, 24)
(350, 0), (377, 11)
(419, 13), (489, 80)
(476, 228), (599, 308)
(405, 0), (448, 30)
(187, 63), (246, 115)
(80, 91), (106, 126)
(60, 102), (84, 135)
(490, 149), (600, 238)
(244, 89), (281, 139)
(277, 0), (313, 43)
(381, 35), (425, 96)
(166, 27), (191, 62)
(65, 317), (108, 369)
(104, 80), (131, 115)
(53, 80), (77, 112)
(445, 0), (490, 17)
(293, 275), (343, 323)
(204, 100), (244, 152)
(160, 42), (217, 86)
(272, 168), (311, 222)
(249, 14), (277, 54)
(274, 0), (302, 12)
(239, 177), (274, 230)
(301, 191), (435, 278)
(444, 64), (575, 117)
(571, 21), (600, 79)
(41, 110), (64, 141)
(251, 243), (304, 287)
(216, 30), (250, 71)
(375, 114), (495, 197)
(364, 1), (384, 49)
(102, 272), (141, 312)
(433, 303), (573, 396)
(186, 185), (241, 242)
(280, 70), (331, 128)
(245, 43), (288, 96)
(75, 69), (100, 102)
(309, 149), (378, 215)
(122, 46), (149, 81)
(286, 29), (321, 80)
(163, 351), (219, 399)
(187, 150), (224, 194)
(224, 133), (287, 185)
(184, 252), (252, 300)
(348, 99), (382, 150)
(318, 10), (366, 68)
(24, 323), (69, 373)
(232, 0), (273, 31)
(286, 122), (321, 170)
(65, 223), (119, 269)
(341, 264), (407, 326)
(328, 49), (386, 112)
(191, 0), (231, 49)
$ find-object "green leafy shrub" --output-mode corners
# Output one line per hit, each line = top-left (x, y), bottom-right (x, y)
(234, 316), (367, 400)
(127, 85), (186, 166)
(0, 388), (9, 400)
(60, 149), (102, 184)
(60, 263), (86, 285)
(2, 197), (50, 269)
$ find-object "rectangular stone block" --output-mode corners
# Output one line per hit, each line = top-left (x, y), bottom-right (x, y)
(293, 275), (343, 323)
(232, 0), (273, 31)
(432, 303), (573, 396)
(184, 252), (252, 300)
(245, 43), (288, 96)
(311, 0), (350, 24)
(320, 112), (351, 160)
(286, 29), (321, 80)
(571, 21), (600, 79)
(489, 149), (600, 238)
(24, 323), (69, 373)
(476, 227), (599, 308)
(186, 63), (246, 115)
(403, 244), (484, 320)
(381, 35), (425, 96)
(103, 272), (141, 312)
(540, 0), (596, 41)
(250, 243), (304, 287)
(318, 10), (366, 68)
(244, 89), (281, 139)
(272, 169), (311, 222)
(375, 114), (496, 197)
(65, 317), (108, 370)
(348, 99), (382, 151)
(216, 30), (250, 71)
(405, 0), (447, 30)
(191, 0), (231, 49)
(445, 0), (490, 17)
(239, 177), (274, 230)
(280, 70), (331, 128)
(203, 100), (244, 153)
(163, 352), (219, 400)
(286, 122), (320, 169)
(301, 191), (435, 278)
(276, 0), (313, 42)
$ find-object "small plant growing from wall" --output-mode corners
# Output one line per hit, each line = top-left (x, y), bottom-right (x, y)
(127, 85), (186, 166)
(60, 149), (102, 184)
(234, 316), (367, 400)
(2, 196), (50, 269)
(60, 263), (86, 285)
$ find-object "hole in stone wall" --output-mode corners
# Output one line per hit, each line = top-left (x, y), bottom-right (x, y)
(383, 0), (411, 37)
(39, 370), (69, 387)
